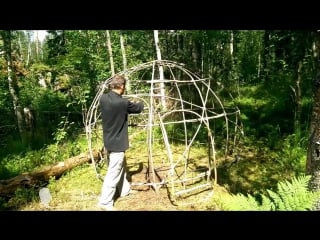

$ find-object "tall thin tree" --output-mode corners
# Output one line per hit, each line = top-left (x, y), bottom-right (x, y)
(153, 30), (166, 109)
(106, 30), (115, 76)
(119, 30), (129, 91)
(0, 30), (25, 138)
(307, 31), (320, 210)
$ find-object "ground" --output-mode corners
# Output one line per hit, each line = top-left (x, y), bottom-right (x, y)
(113, 187), (179, 211)
(106, 167), (216, 211)
(10, 158), (219, 211)
(110, 185), (215, 211)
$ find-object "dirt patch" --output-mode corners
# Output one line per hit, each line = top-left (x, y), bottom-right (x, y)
(114, 187), (178, 211)
(112, 168), (215, 211)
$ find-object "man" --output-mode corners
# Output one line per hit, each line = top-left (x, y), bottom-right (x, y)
(97, 75), (144, 211)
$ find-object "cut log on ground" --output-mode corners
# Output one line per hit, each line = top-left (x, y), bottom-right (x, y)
(0, 149), (103, 197)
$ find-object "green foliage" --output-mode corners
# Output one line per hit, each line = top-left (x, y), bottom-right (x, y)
(0, 147), (57, 179)
(52, 116), (74, 143)
(274, 133), (307, 175)
(30, 63), (52, 73)
(0, 196), (9, 210)
(1, 30), (319, 210)
(236, 30), (264, 84)
(267, 175), (318, 210)
(6, 186), (39, 210)
(221, 192), (263, 210)
(235, 84), (296, 147)
(220, 175), (319, 210)
(0, 129), (88, 179)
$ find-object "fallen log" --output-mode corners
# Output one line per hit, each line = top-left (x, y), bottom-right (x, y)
(0, 149), (103, 197)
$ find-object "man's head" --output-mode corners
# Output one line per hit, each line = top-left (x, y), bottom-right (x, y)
(109, 75), (126, 95)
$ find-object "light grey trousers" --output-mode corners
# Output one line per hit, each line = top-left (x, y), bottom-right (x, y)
(98, 152), (131, 207)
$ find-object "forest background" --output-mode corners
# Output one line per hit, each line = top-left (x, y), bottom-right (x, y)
(1, 30), (320, 211)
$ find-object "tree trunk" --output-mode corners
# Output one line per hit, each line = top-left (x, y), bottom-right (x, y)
(26, 31), (31, 66)
(153, 30), (166, 109)
(307, 32), (320, 210)
(120, 32), (127, 71)
(35, 30), (39, 60)
(293, 61), (302, 133)
(119, 30), (129, 92)
(106, 30), (115, 75)
(0, 150), (102, 197)
(0, 30), (25, 138)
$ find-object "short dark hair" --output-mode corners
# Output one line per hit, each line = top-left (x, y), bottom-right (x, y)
(109, 75), (126, 89)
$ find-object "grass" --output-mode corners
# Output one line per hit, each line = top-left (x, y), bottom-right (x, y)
(0, 127), (308, 211)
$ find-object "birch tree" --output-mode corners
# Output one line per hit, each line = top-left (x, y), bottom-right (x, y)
(0, 30), (25, 138)
(153, 30), (166, 109)
(119, 30), (129, 91)
(106, 30), (115, 76)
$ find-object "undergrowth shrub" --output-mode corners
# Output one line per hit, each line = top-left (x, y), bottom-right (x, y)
(219, 175), (319, 210)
